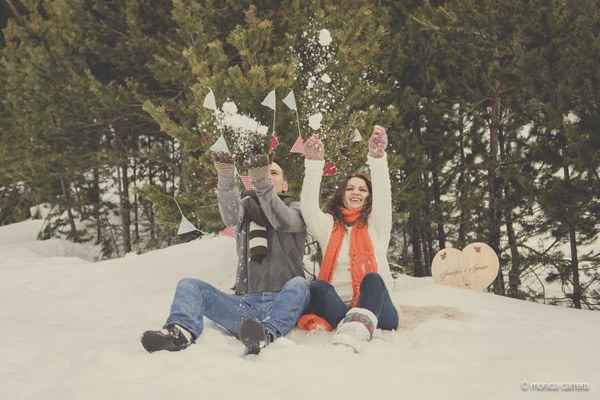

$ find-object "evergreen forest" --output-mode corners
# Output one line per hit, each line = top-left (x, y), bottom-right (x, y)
(1, 0), (599, 309)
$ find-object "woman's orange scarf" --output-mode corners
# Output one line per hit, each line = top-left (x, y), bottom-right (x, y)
(317, 207), (378, 307)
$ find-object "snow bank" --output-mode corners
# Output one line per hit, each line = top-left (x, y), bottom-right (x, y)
(0, 220), (598, 400)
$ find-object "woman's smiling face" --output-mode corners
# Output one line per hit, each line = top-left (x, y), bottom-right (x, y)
(343, 176), (370, 210)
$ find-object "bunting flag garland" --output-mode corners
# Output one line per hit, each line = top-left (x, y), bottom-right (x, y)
(174, 199), (200, 235)
(177, 215), (200, 235)
(269, 135), (279, 152)
(240, 175), (255, 191)
(203, 88), (217, 111)
(178, 88), (365, 238)
(283, 90), (304, 145)
(283, 89), (304, 150)
(290, 136), (305, 153)
(221, 226), (236, 238)
(261, 89), (277, 152)
(209, 135), (230, 153)
(282, 90), (297, 111)
(261, 90), (277, 110)
(323, 161), (338, 176)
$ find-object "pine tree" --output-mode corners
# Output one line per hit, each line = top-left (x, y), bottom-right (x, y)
(375, 1), (464, 276)
(139, 2), (299, 237)
(1, 0), (185, 255)
(521, 0), (600, 309)
(138, 0), (405, 257)
(407, 0), (539, 294)
(1, 0), (597, 309)
(1, 0), (108, 241)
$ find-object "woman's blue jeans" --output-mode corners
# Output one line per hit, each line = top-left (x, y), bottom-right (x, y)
(308, 272), (399, 330)
(166, 276), (309, 340)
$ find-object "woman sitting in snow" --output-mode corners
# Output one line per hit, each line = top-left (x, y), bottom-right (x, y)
(300, 125), (399, 352)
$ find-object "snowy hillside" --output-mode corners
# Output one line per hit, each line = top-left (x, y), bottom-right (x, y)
(1, 219), (598, 400)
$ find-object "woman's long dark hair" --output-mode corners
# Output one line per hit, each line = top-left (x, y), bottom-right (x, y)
(326, 173), (373, 225)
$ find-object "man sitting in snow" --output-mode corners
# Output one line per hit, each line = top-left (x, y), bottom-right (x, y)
(141, 152), (309, 355)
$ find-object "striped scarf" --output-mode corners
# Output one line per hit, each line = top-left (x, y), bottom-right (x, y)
(243, 190), (293, 262)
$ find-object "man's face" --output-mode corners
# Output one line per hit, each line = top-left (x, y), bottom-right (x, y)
(269, 162), (288, 194)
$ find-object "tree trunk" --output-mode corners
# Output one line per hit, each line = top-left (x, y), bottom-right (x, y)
(422, 171), (434, 275)
(60, 178), (79, 243)
(148, 163), (156, 241)
(423, 230), (433, 276)
(401, 221), (409, 268)
(563, 165), (582, 309)
(180, 147), (192, 194)
(92, 167), (102, 244)
(489, 78), (505, 295)
(410, 214), (425, 277)
(505, 208), (521, 298)
(498, 112), (520, 298)
(431, 169), (446, 250)
(171, 139), (176, 196)
(132, 162), (139, 244)
(118, 163), (132, 254)
(568, 221), (582, 309)
(457, 125), (468, 248)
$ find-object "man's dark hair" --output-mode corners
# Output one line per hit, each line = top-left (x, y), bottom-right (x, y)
(271, 155), (287, 182)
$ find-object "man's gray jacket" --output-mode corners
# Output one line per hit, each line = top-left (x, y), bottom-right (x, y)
(216, 175), (307, 295)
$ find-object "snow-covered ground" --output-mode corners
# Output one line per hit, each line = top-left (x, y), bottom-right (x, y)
(1, 219), (598, 400)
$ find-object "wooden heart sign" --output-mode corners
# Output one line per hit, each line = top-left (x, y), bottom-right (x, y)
(431, 242), (499, 291)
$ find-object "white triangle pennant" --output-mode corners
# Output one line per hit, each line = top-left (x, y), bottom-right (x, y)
(203, 89), (217, 111)
(261, 89), (277, 111)
(177, 215), (199, 235)
(209, 135), (230, 153)
(351, 128), (363, 142)
(282, 90), (297, 111)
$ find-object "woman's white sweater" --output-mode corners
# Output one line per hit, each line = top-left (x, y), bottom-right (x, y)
(301, 155), (395, 304)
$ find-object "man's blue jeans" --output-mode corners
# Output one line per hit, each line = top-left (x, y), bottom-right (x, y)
(308, 272), (399, 330)
(166, 276), (309, 340)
